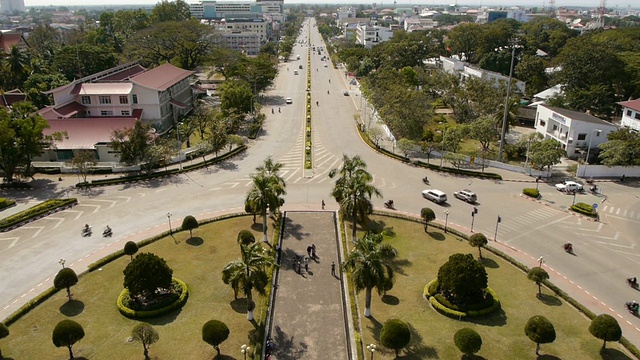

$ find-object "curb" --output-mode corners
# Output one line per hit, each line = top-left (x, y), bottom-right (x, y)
(518, 194), (598, 222)
(0, 200), (78, 232)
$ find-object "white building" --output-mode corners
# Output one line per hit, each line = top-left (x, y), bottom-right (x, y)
(355, 24), (394, 48)
(212, 18), (267, 44)
(617, 98), (640, 132)
(534, 105), (617, 157)
(0, 0), (25, 14)
(439, 56), (526, 94)
(404, 17), (438, 31)
(336, 6), (357, 19)
(189, 0), (283, 20)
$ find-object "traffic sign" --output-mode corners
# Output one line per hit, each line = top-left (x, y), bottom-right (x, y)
(592, 203), (598, 210)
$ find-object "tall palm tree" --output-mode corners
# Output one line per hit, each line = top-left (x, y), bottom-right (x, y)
(342, 233), (397, 317)
(329, 154), (382, 242)
(221, 242), (274, 321)
(246, 157), (286, 243)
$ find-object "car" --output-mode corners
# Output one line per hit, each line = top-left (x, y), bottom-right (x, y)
(285, 98), (292, 104)
(293, 70), (299, 75)
(555, 181), (583, 193)
(323, 63), (328, 67)
(343, 91), (349, 96)
(453, 189), (477, 203)
(422, 189), (447, 204)
(299, 65), (303, 69)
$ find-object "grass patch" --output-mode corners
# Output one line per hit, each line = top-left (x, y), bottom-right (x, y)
(2, 216), (268, 359)
(355, 215), (631, 359)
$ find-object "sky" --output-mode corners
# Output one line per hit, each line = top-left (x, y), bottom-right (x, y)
(23, 0), (637, 10)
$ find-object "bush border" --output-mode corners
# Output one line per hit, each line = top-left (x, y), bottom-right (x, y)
(0, 198), (77, 231)
(116, 278), (189, 319)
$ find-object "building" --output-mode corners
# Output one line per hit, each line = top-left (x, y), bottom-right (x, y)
(0, 89), (27, 110)
(0, 0), (25, 14)
(220, 31), (261, 55)
(189, 0), (283, 20)
(355, 24), (394, 48)
(534, 105), (617, 157)
(403, 17), (438, 31)
(617, 98), (640, 132)
(336, 6), (357, 19)
(212, 18), (267, 44)
(439, 56), (526, 94)
(0, 30), (29, 53)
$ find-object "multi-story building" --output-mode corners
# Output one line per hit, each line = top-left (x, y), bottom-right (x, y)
(189, 0), (283, 20)
(439, 56), (526, 94)
(355, 24), (394, 48)
(617, 98), (640, 132)
(220, 31), (261, 55)
(213, 18), (267, 44)
(0, 0), (25, 14)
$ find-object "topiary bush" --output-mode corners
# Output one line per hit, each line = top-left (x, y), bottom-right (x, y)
(454, 328), (482, 357)
(202, 320), (230, 356)
(437, 253), (488, 305)
(182, 215), (199, 238)
(123, 253), (173, 297)
(117, 278), (189, 319)
(52, 319), (84, 359)
(522, 188), (540, 199)
(380, 319), (411, 356)
(570, 202), (597, 217)
(237, 230), (256, 245)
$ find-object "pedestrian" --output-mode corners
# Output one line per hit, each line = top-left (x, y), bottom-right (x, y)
(307, 245), (312, 257)
(321, 200), (325, 210)
(311, 244), (316, 259)
(291, 256), (297, 270)
(304, 257), (309, 272)
(331, 261), (336, 276)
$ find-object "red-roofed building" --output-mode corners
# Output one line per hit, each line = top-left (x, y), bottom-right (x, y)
(0, 31), (29, 53)
(618, 98), (640, 132)
(0, 89), (27, 109)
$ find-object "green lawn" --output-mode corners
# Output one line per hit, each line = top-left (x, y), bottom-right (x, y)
(2, 216), (266, 360)
(356, 215), (632, 359)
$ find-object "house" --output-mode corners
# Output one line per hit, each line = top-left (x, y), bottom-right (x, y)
(355, 24), (394, 48)
(0, 30), (29, 53)
(534, 105), (617, 158)
(528, 84), (564, 108)
(439, 56), (526, 94)
(0, 89), (27, 110)
(617, 98), (640, 132)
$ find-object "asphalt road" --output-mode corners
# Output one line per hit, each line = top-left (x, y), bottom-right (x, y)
(2, 17), (640, 351)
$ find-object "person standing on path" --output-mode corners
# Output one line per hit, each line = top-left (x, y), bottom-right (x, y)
(311, 244), (317, 259)
(331, 262), (336, 277)
(307, 245), (312, 258)
(322, 200), (325, 209)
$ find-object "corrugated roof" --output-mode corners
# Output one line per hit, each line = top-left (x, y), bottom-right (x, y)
(617, 98), (640, 112)
(43, 118), (138, 150)
(73, 83), (133, 95)
(130, 63), (194, 91)
(540, 105), (615, 126)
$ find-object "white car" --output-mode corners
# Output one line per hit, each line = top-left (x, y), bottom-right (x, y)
(285, 98), (292, 104)
(555, 181), (583, 192)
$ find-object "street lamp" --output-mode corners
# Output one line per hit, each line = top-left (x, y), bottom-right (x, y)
(583, 129), (602, 177)
(58, 258), (66, 269)
(175, 121), (184, 171)
(167, 212), (172, 234)
(444, 210), (449, 233)
(250, 95), (258, 116)
(470, 207), (478, 232)
(240, 344), (250, 360)
(494, 215), (501, 241)
(366, 343), (377, 360)
(537, 256), (545, 268)
(498, 42), (520, 161)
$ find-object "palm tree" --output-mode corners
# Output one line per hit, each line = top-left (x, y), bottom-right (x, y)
(342, 233), (397, 317)
(329, 154), (382, 242)
(222, 242), (274, 320)
(246, 157), (286, 243)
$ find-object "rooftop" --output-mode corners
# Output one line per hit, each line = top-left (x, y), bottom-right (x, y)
(43, 118), (138, 150)
(541, 105), (616, 126)
(130, 63), (194, 91)
(617, 98), (640, 112)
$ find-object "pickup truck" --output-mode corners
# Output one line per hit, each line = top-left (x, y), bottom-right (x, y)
(555, 181), (583, 193)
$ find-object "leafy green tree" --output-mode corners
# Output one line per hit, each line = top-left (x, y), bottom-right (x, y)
(151, 0), (191, 23)
(244, 197), (258, 224)
(67, 150), (97, 183)
(367, 127), (384, 147)
(598, 128), (640, 167)
(202, 320), (229, 356)
(380, 319), (411, 356)
(329, 154), (382, 242)
(246, 157), (286, 243)
(52, 320), (85, 360)
(437, 253), (488, 305)
(396, 138), (414, 157)
(123, 253), (173, 297)
(527, 267), (549, 297)
(26, 24), (61, 64)
(54, 267), (78, 302)
(237, 230), (256, 246)
(181, 215), (199, 238)
(528, 138), (565, 171)
(221, 242), (274, 320)
(467, 116), (498, 153)
(454, 328), (482, 357)
(3, 45), (30, 90)
(515, 54), (549, 98)
(110, 121), (153, 166)
(589, 314), (622, 350)
(468, 233), (488, 259)
(342, 233), (397, 317)
(140, 140), (174, 174)
(219, 80), (253, 115)
(52, 43), (118, 81)
(132, 323), (159, 360)
(23, 73), (68, 109)
(124, 241), (138, 261)
(206, 113), (229, 156)
(521, 17), (577, 57)
(447, 23), (484, 63)
(0, 322), (9, 359)
(420, 207), (436, 232)
(524, 315), (556, 355)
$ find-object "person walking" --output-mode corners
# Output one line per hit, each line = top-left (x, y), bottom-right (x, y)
(331, 262), (336, 277)
(307, 245), (312, 258)
(311, 244), (316, 259)
(321, 200), (325, 210)
(304, 257), (309, 272)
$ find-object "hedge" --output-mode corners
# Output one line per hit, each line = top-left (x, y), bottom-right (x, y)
(522, 188), (540, 199)
(0, 198), (16, 211)
(429, 296), (467, 319)
(3, 286), (60, 327)
(117, 278), (189, 319)
(570, 202), (597, 218)
(0, 198), (77, 230)
(0, 182), (31, 189)
(428, 285), (500, 318)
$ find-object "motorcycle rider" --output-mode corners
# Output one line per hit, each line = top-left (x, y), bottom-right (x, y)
(629, 277), (638, 287)
(84, 224), (91, 232)
(564, 243), (573, 252)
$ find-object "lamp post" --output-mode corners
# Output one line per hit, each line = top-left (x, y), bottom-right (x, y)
(175, 121), (183, 171)
(470, 207), (478, 232)
(366, 343), (377, 360)
(58, 258), (66, 269)
(167, 212), (172, 235)
(583, 129), (602, 177)
(494, 215), (501, 241)
(537, 256), (545, 268)
(498, 42), (519, 161)
(240, 344), (250, 360)
(439, 121), (446, 168)
(444, 210), (449, 233)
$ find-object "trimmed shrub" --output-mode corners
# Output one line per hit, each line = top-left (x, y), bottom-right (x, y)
(522, 188), (540, 198)
(53, 268), (78, 301)
(0, 198), (77, 230)
(570, 202), (597, 217)
(52, 319), (84, 358)
(589, 314), (622, 350)
(123, 253), (173, 296)
(117, 278), (189, 319)
(380, 319), (411, 356)
(237, 230), (256, 245)
(181, 215), (199, 238)
(124, 241), (139, 261)
(202, 320), (230, 356)
(429, 296), (466, 319)
(0, 198), (16, 211)
(454, 328), (482, 356)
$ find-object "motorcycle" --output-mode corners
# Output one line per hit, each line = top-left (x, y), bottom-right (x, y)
(563, 243), (573, 254)
(81, 226), (92, 237)
(384, 200), (395, 210)
(626, 301), (639, 315)
(422, 176), (429, 185)
(628, 278), (639, 289)
(590, 185), (598, 194)
(103, 227), (113, 238)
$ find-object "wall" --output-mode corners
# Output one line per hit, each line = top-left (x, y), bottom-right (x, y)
(578, 164), (640, 178)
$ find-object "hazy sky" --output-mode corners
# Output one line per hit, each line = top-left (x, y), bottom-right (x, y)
(23, 0), (635, 10)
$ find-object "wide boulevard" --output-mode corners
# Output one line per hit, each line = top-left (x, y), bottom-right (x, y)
(2, 17), (640, 349)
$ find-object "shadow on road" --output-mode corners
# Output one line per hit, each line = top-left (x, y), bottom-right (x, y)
(273, 325), (308, 360)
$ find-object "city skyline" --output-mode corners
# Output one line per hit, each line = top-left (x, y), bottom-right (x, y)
(23, 0), (637, 10)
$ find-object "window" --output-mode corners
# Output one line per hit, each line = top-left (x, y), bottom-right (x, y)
(101, 110), (113, 116)
(577, 133), (587, 141)
(99, 96), (111, 104)
(119, 95), (128, 104)
(121, 110), (130, 116)
(627, 110), (633, 117)
(636, 112), (640, 120)
(81, 96), (91, 104)
(540, 120), (546, 127)
(132, 94), (138, 104)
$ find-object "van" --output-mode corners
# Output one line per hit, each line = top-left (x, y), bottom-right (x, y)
(422, 189), (447, 204)
(453, 189), (477, 203)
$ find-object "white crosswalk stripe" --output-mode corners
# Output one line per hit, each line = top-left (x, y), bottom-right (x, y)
(599, 205), (640, 221)
(483, 207), (564, 237)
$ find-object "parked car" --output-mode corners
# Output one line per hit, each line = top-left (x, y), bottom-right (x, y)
(453, 189), (477, 203)
(285, 98), (292, 104)
(343, 91), (349, 96)
(422, 189), (447, 204)
(555, 181), (583, 193)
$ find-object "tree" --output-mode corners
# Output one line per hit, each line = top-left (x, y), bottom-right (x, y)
(52, 320), (85, 360)
(227, 134), (244, 151)
(514, 54), (549, 98)
(467, 116), (498, 153)
(342, 233), (397, 317)
(598, 128), (640, 167)
(589, 314), (622, 350)
(140, 140), (174, 174)
(132, 323), (159, 360)
(380, 319), (411, 357)
(468, 233), (488, 259)
(206, 113), (229, 156)
(151, 0), (191, 23)
(124, 241), (139, 261)
(454, 328), (482, 357)
(527, 267), (549, 297)
(219, 80), (253, 115)
(524, 315), (556, 355)
(181, 215), (199, 238)
(52, 43), (118, 81)
(528, 138), (565, 172)
(123, 253), (173, 297)
(396, 138), (414, 158)
(202, 320), (229, 356)
(0, 322), (8, 360)
(437, 253), (488, 305)
(246, 157), (286, 243)
(68, 150), (97, 183)
(221, 242), (274, 320)
(329, 154), (382, 243)
(367, 127), (384, 147)
(23, 72), (68, 109)
(244, 197), (258, 224)
(420, 207), (436, 232)
(110, 121), (153, 166)
(54, 268), (78, 302)
(237, 230), (256, 246)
